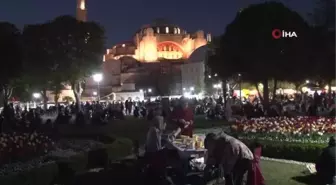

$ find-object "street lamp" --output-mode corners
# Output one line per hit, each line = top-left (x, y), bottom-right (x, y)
(306, 80), (310, 84)
(139, 89), (143, 93)
(92, 73), (103, 101)
(93, 91), (97, 96)
(190, 87), (194, 91)
(148, 88), (152, 93)
(32, 93), (41, 99)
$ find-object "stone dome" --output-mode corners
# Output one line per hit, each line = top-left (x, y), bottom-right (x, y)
(187, 45), (208, 63)
(137, 19), (186, 35)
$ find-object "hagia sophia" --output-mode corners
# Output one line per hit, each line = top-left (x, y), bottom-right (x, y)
(96, 19), (211, 95)
(49, 0), (211, 101)
(104, 19), (211, 62)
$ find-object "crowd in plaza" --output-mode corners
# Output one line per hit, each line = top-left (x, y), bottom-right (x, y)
(0, 89), (335, 185)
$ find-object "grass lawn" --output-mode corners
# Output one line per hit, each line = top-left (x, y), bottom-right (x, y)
(58, 116), (314, 185)
(261, 160), (315, 185)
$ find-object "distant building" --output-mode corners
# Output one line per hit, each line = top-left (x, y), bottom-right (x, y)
(181, 45), (208, 94)
(51, 1), (212, 101)
(84, 19), (211, 98)
(104, 18), (208, 63)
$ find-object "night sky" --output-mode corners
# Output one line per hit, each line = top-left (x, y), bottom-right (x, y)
(1, 0), (314, 47)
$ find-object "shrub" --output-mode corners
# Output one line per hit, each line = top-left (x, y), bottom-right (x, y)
(240, 139), (326, 162)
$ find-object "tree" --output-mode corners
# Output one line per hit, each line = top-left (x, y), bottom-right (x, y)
(22, 23), (67, 109)
(309, 0), (335, 101)
(46, 16), (105, 111)
(0, 22), (23, 106)
(208, 2), (309, 107)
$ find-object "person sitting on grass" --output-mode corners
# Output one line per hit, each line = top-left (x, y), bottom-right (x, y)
(316, 136), (336, 185)
(204, 132), (254, 185)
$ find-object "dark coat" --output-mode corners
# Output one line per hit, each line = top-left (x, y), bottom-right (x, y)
(316, 145), (336, 184)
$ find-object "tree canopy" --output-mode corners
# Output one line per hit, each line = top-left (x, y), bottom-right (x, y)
(0, 22), (23, 105)
(48, 16), (105, 110)
(208, 2), (312, 105)
(21, 16), (105, 110)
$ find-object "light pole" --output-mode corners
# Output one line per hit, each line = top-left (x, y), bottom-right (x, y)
(238, 73), (242, 101)
(190, 87), (194, 94)
(213, 83), (222, 96)
(93, 73), (103, 101)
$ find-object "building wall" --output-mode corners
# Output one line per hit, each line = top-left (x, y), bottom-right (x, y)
(181, 62), (205, 93)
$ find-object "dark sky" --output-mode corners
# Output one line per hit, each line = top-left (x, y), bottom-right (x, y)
(0, 0), (314, 47)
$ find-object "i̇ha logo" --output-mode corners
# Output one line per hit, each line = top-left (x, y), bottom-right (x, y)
(272, 29), (298, 39)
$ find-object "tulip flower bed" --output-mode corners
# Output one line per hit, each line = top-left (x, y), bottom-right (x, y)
(0, 132), (55, 166)
(230, 117), (336, 162)
(0, 131), (134, 185)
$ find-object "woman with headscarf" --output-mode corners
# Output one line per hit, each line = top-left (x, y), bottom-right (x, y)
(145, 115), (181, 184)
(145, 115), (166, 154)
(145, 115), (167, 181)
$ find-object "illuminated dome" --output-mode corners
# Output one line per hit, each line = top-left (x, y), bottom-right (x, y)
(137, 18), (186, 35)
(187, 45), (208, 63)
(106, 20), (208, 63)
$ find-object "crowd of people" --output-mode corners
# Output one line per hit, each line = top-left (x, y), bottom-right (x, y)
(0, 90), (335, 185)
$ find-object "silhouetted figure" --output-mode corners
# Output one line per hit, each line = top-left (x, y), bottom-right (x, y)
(316, 136), (336, 185)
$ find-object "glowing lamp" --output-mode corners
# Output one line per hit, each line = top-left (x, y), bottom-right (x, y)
(33, 93), (41, 99)
(93, 73), (103, 82)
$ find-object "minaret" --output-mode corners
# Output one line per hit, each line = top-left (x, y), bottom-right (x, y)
(76, 0), (87, 21)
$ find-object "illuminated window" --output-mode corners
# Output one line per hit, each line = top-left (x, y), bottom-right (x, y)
(103, 55), (105, 62)
(177, 28), (180, 34)
(157, 27), (160, 33)
(165, 27), (169, 33)
(122, 44), (125, 47)
(174, 28), (177, 34)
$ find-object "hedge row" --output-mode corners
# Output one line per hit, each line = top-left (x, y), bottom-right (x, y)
(0, 137), (133, 185)
(240, 138), (327, 163)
